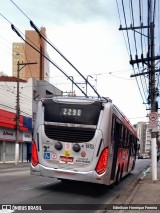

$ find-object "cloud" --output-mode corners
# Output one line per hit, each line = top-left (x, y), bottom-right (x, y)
(0, 0), (148, 124)
(16, 0), (115, 25)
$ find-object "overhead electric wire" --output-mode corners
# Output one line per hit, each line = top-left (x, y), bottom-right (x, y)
(129, 0), (148, 102)
(0, 12), (88, 98)
(10, 0), (30, 20)
(138, 0), (149, 95)
(0, 103), (30, 116)
(116, 0), (130, 56)
(1, 83), (32, 102)
(121, 0), (132, 57)
(30, 20), (101, 98)
(10, 24), (88, 98)
(141, 0), (148, 56)
(0, 104), (16, 111)
(4, 0), (158, 108)
(117, 0), (149, 106)
(120, 0), (148, 104)
(130, 1), (148, 103)
(139, 0), (143, 55)
(9, 0), (101, 98)
(129, 0), (138, 56)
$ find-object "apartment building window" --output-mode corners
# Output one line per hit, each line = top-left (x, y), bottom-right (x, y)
(13, 51), (19, 55)
(13, 45), (21, 48)
(13, 58), (19, 62)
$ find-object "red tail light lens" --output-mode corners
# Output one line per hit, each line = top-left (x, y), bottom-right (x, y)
(95, 148), (108, 175)
(31, 142), (39, 167)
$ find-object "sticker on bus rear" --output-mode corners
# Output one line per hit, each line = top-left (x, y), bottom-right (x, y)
(76, 157), (90, 164)
(64, 150), (71, 157)
(60, 156), (73, 163)
(51, 152), (57, 160)
(44, 152), (50, 159)
(65, 143), (71, 150)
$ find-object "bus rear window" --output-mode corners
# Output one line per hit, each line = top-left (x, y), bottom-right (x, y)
(43, 99), (102, 125)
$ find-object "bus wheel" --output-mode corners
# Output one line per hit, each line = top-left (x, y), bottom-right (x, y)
(131, 161), (135, 171)
(115, 167), (121, 185)
(120, 164), (124, 180)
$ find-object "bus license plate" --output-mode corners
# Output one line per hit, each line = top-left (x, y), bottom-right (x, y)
(60, 156), (73, 163)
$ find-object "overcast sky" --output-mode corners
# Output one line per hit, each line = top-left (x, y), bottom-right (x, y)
(0, 0), (148, 124)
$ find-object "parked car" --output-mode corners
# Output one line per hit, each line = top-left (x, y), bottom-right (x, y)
(138, 154), (144, 159)
(138, 154), (150, 159)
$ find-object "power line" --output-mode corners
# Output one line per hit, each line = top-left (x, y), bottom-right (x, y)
(9, 0), (101, 98)
(11, 24), (88, 97)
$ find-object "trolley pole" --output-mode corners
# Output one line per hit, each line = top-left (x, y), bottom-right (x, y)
(86, 75), (93, 96)
(15, 61), (37, 165)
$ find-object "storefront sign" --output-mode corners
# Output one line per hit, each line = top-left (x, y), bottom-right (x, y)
(0, 127), (32, 142)
(0, 128), (16, 141)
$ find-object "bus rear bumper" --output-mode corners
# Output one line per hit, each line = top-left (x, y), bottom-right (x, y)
(30, 164), (106, 184)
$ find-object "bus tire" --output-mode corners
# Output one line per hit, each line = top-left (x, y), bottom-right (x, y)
(120, 164), (124, 180)
(115, 167), (121, 185)
(131, 161), (135, 171)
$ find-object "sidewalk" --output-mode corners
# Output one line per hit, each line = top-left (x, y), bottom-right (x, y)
(0, 161), (30, 169)
(130, 161), (160, 203)
(117, 161), (160, 213)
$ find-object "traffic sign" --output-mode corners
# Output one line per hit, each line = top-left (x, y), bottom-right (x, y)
(149, 112), (158, 122)
(148, 112), (158, 132)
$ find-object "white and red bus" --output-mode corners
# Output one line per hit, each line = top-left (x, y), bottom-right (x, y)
(31, 96), (138, 186)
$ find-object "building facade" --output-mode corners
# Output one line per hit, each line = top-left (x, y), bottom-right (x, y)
(0, 109), (32, 162)
(145, 125), (151, 153)
(135, 121), (153, 154)
(12, 27), (50, 81)
(0, 76), (62, 162)
(136, 122), (148, 154)
(12, 42), (25, 80)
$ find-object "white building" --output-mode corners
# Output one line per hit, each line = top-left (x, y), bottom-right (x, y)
(136, 122), (147, 154)
(0, 76), (62, 122)
(145, 125), (151, 153)
(0, 76), (62, 162)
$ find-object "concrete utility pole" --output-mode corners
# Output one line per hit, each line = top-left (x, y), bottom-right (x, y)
(15, 61), (37, 165)
(149, 3), (158, 181)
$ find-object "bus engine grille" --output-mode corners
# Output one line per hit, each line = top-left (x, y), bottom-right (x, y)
(44, 125), (95, 142)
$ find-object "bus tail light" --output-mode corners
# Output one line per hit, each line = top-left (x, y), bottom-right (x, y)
(31, 142), (39, 167)
(95, 148), (108, 175)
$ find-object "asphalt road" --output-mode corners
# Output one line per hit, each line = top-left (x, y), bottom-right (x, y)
(0, 159), (151, 213)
